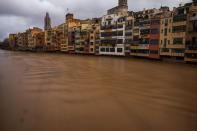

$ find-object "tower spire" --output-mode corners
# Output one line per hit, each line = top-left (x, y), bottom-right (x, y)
(44, 12), (51, 30)
(119, 0), (127, 7)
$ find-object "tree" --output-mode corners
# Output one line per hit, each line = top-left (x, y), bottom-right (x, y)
(0, 38), (10, 50)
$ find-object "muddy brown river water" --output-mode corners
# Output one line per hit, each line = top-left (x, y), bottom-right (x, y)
(0, 49), (197, 131)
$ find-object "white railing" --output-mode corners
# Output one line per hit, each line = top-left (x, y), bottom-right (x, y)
(137, 44), (149, 49)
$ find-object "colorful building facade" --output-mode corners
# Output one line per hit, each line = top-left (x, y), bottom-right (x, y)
(8, 0), (197, 63)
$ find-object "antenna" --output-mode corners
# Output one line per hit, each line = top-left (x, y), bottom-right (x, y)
(66, 8), (69, 13)
(178, 0), (183, 6)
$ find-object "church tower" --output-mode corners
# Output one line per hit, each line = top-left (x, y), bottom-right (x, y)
(44, 12), (51, 30)
(119, 0), (127, 7)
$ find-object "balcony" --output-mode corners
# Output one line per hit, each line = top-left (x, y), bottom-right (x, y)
(100, 25), (117, 30)
(137, 44), (149, 50)
(184, 58), (197, 63)
(137, 53), (149, 57)
(125, 26), (132, 30)
(173, 14), (187, 23)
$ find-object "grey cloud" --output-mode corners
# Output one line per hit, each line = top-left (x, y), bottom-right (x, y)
(0, 0), (192, 41)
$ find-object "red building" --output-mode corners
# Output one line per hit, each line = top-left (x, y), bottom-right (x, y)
(35, 32), (45, 51)
(149, 15), (161, 59)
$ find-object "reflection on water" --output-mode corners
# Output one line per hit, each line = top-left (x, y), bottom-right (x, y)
(0, 50), (197, 131)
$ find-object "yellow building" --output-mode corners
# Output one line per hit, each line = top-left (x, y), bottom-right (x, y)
(59, 23), (68, 52)
(66, 13), (80, 53)
(44, 29), (54, 51)
(131, 9), (160, 57)
(130, 13), (140, 56)
(125, 13), (134, 56)
(169, 4), (190, 58)
(27, 27), (43, 51)
(9, 34), (17, 50)
(160, 11), (173, 56)
(185, 0), (197, 63)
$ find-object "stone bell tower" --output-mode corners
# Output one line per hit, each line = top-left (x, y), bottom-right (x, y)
(44, 12), (51, 30)
(119, 0), (127, 7)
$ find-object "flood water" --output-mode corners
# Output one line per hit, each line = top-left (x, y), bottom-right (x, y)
(0, 49), (197, 131)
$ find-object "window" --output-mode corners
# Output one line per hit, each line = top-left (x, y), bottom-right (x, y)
(140, 29), (150, 35)
(91, 42), (94, 45)
(139, 21), (150, 27)
(110, 48), (115, 52)
(117, 39), (123, 44)
(117, 48), (123, 53)
(165, 19), (168, 26)
(125, 26), (132, 30)
(140, 38), (149, 44)
(91, 36), (94, 39)
(164, 28), (167, 36)
(173, 38), (183, 44)
(118, 24), (123, 29)
(192, 37), (196, 45)
(178, 8), (184, 15)
(161, 29), (163, 33)
(118, 17), (125, 22)
(173, 25), (186, 33)
(161, 48), (169, 52)
(151, 29), (159, 34)
(134, 29), (139, 33)
(90, 48), (94, 52)
(150, 50), (158, 54)
(117, 31), (123, 36)
(168, 40), (170, 45)
(150, 39), (159, 45)
(151, 20), (160, 25)
(136, 50), (149, 54)
(106, 48), (109, 52)
(130, 49), (136, 53)
(125, 39), (132, 44)
(101, 40), (116, 44)
(48, 31), (51, 36)
(172, 49), (184, 53)
(100, 48), (105, 52)
(173, 14), (187, 22)
(95, 46), (99, 49)
(169, 28), (171, 33)
(133, 35), (139, 41)
(134, 21), (139, 26)
(125, 47), (130, 51)
(186, 7), (189, 14)
(125, 32), (132, 36)
(161, 40), (162, 44)
(164, 38), (167, 46)
(108, 21), (111, 25)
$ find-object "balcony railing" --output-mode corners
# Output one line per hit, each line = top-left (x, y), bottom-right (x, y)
(125, 26), (132, 30)
(173, 14), (187, 22)
(100, 25), (117, 30)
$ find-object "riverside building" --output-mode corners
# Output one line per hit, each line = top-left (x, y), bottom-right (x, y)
(99, 0), (128, 56)
(185, 0), (197, 63)
(8, 0), (197, 63)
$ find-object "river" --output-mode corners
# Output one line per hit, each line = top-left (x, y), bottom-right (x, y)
(0, 49), (197, 131)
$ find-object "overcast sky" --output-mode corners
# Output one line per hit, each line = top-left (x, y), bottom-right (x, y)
(0, 0), (191, 41)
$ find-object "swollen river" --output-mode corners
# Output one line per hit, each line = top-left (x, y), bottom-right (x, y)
(0, 49), (197, 131)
